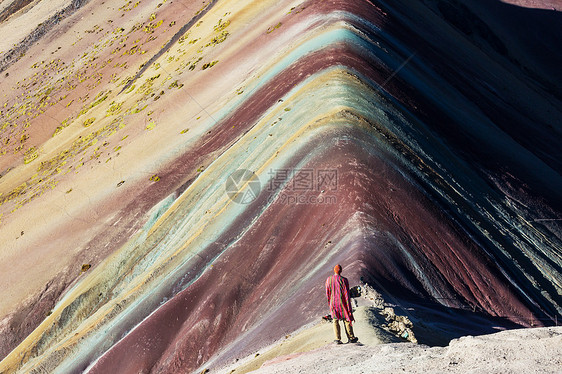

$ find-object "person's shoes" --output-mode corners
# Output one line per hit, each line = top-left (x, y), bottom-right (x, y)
(334, 340), (343, 344)
(349, 337), (358, 343)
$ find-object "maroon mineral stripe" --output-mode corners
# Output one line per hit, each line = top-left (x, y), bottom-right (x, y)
(88, 124), (536, 373)
(70, 28), (415, 373)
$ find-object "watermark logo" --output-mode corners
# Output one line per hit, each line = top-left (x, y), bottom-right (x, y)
(225, 169), (261, 204)
(267, 169), (338, 192)
(226, 168), (338, 205)
(276, 193), (337, 205)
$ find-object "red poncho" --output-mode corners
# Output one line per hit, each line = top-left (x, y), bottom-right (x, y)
(325, 274), (354, 322)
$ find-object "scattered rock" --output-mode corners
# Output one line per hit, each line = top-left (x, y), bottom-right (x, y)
(359, 284), (417, 343)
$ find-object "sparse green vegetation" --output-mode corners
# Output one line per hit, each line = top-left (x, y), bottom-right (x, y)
(0, 0), (222, 216)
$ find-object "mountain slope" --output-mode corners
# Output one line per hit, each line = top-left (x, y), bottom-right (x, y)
(0, 0), (561, 373)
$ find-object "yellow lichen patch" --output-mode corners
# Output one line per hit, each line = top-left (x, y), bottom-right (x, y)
(53, 117), (74, 137)
(205, 31), (229, 47)
(213, 18), (230, 32)
(23, 147), (39, 164)
(80, 264), (91, 273)
(201, 61), (218, 70)
(266, 22), (282, 34)
(0, 0), (221, 214)
(130, 104), (148, 114)
(0, 182), (27, 206)
(137, 74), (161, 95)
(122, 45), (141, 56)
(106, 101), (123, 116)
(186, 57), (203, 71)
(144, 20), (163, 34)
(119, 0), (140, 12)
(77, 91), (110, 118)
(124, 84), (136, 94)
(0, 115), (127, 210)
(178, 33), (190, 44)
(287, 5), (306, 14)
(83, 118), (96, 127)
(168, 80), (183, 89)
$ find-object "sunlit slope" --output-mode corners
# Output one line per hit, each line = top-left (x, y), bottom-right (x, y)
(0, 0), (561, 373)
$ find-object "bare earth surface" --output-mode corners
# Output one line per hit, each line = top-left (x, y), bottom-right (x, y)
(248, 326), (562, 374)
(216, 292), (561, 374)
(0, 0), (561, 372)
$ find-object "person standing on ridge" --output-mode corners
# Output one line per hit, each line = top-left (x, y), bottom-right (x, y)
(325, 264), (358, 344)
